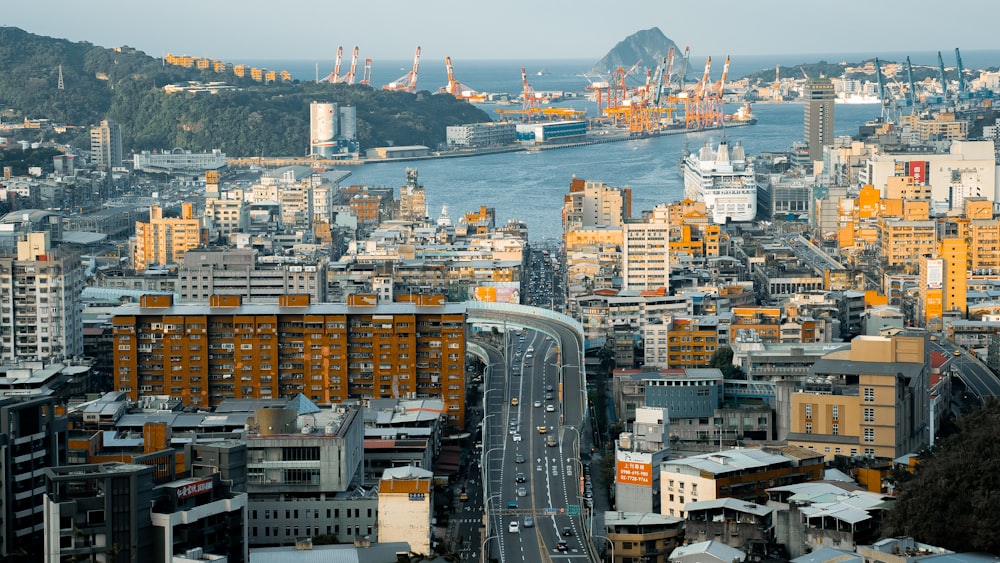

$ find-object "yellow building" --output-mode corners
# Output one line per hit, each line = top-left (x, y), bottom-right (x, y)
(968, 219), (1000, 271)
(940, 238), (967, 317)
(666, 317), (720, 368)
(885, 176), (932, 201)
(919, 256), (944, 329)
(787, 335), (929, 461)
(133, 203), (204, 272)
(878, 218), (936, 269)
(112, 293), (468, 426)
(731, 307), (783, 343)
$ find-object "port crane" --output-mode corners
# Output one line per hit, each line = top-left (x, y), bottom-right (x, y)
(324, 46), (344, 83)
(344, 47), (359, 85)
(905, 57), (917, 107)
(936, 51), (949, 98)
(441, 57), (486, 102)
(496, 67), (584, 122)
(383, 46), (421, 93)
(359, 58), (372, 86)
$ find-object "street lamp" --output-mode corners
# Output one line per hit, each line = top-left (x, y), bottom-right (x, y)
(480, 533), (498, 563)
(593, 534), (615, 563)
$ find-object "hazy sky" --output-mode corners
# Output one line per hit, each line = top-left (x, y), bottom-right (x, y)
(4, 0), (998, 62)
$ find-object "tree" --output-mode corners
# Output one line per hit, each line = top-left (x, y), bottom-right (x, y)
(882, 397), (1000, 553)
(709, 346), (741, 378)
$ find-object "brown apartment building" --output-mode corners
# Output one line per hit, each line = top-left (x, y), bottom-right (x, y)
(112, 294), (467, 426)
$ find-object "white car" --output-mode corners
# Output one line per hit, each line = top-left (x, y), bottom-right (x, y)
(546, 404), (555, 413)
(534, 400), (542, 408)
(508, 521), (519, 533)
(512, 433), (522, 442)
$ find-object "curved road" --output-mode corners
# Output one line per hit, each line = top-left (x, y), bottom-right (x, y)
(468, 305), (592, 563)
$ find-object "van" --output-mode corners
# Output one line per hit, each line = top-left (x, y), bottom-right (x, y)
(546, 435), (557, 447)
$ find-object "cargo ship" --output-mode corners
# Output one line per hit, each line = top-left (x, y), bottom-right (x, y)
(682, 139), (757, 223)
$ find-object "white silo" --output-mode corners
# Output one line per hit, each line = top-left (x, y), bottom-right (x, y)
(310, 101), (338, 157)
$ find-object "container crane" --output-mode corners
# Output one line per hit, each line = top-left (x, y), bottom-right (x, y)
(321, 46), (344, 83)
(905, 56), (917, 107)
(360, 58), (372, 86)
(344, 47), (359, 85)
(955, 48), (967, 97)
(874, 58), (892, 122)
(441, 56), (485, 102)
(937, 51), (948, 97)
(383, 46), (421, 93)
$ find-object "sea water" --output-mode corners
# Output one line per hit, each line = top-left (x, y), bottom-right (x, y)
(345, 103), (881, 241)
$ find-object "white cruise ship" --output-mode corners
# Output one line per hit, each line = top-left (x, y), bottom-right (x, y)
(682, 139), (757, 224)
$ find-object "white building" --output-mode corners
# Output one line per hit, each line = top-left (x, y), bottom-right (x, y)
(377, 466), (434, 555)
(0, 232), (84, 361)
(623, 205), (671, 291)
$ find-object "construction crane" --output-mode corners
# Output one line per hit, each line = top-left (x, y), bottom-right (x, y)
(383, 46), (421, 93)
(874, 58), (893, 122)
(656, 47), (675, 107)
(360, 58), (372, 86)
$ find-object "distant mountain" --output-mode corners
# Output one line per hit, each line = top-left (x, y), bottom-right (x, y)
(591, 27), (679, 74)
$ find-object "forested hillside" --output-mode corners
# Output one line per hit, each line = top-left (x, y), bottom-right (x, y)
(0, 27), (490, 156)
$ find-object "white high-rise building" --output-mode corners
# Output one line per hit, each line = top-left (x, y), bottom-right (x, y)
(0, 232), (84, 361)
(90, 119), (123, 169)
(623, 204), (670, 291)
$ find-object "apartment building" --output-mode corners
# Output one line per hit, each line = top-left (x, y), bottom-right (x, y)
(177, 248), (327, 304)
(783, 334), (929, 461)
(0, 396), (67, 560)
(134, 204), (205, 272)
(604, 511), (684, 563)
(562, 177), (631, 232)
(622, 205), (670, 291)
(659, 446), (824, 518)
(111, 293), (468, 426)
(90, 119), (123, 169)
(0, 232), (85, 362)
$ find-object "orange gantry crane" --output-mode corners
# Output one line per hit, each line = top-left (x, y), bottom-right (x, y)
(324, 46), (361, 84)
(441, 56), (486, 102)
(359, 58), (373, 86)
(383, 46), (421, 93)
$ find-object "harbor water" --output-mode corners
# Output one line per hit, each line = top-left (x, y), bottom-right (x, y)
(343, 103), (881, 241)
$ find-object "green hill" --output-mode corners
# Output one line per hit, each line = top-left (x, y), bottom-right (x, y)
(0, 27), (491, 157)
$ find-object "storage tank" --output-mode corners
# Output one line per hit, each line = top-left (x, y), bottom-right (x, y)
(310, 101), (338, 157)
(339, 106), (357, 141)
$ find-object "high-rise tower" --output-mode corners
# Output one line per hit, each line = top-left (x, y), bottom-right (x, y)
(90, 119), (123, 169)
(804, 77), (835, 169)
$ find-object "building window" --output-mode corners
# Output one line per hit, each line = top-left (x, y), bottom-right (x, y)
(832, 423), (839, 436)
(864, 387), (875, 402)
(805, 422), (812, 434)
(831, 405), (839, 420)
(864, 447), (876, 457)
(864, 428), (875, 443)
(805, 403), (812, 418)
(864, 408), (875, 423)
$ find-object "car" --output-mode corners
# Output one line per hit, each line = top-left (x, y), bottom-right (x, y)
(537, 426), (547, 434)
(507, 501), (518, 509)
(534, 400), (542, 408)
(512, 433), (522, 442)
(515, 454), (525, 464)
(459, 490), (469, 502)
(546, 404), (555, 413)
(508, 521), (519, 533)
(545, 336), (553, 341)
(930, 335), (938, 341)
(523, 516), (534, 528)
(515, 473), (526, 483)
(556, 540), (569, 552)
(545, 393), (553, 401)
(562, 527), (573, 537)
(516, 487), (527, 497)
(954, 349), (962, 356)
(511, 397), (519, 406)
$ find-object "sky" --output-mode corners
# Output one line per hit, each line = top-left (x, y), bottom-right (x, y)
(3, 0), (999, 63)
